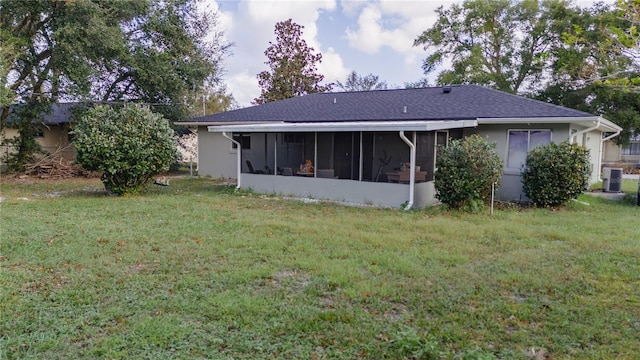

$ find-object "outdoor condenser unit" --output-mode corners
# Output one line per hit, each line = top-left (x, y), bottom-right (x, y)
(602, 167), (623, 192)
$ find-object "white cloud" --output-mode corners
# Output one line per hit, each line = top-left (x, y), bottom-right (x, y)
(227, 71), (260, 107)
(317, 47), (351, 84)
(345, 1), (452, 70)
(339, 0), (368, 16)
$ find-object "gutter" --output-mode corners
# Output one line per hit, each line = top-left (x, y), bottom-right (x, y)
(569, 118), (600, 144)
(222, 132), (241, 189)
(399, 131), (416, 210)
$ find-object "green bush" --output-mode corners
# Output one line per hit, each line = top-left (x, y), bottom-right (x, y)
(434, 135), (502, 210)
(521, 142), (591, 207)
(74, 104), (176, 195)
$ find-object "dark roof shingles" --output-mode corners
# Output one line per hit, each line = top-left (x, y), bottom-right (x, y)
(188, 85), (594, 123)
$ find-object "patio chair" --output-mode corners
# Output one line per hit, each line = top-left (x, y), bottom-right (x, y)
(246, 160), (264, 174)
(282, 167), (293, 176)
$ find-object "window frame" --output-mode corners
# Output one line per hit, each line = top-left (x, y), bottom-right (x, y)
(622, 141), (640, 156)
(505, 129), (552, 173)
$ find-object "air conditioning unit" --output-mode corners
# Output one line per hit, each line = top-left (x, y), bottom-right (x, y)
(602, 167), (623, 192)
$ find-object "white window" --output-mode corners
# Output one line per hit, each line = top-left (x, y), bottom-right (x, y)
(622, 142), (640, 155)
(506, 129), (552, 170)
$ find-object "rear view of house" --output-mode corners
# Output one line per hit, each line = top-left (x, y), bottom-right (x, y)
(181, 85), (622, 208)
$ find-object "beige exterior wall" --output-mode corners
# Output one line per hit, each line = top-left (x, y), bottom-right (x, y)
(603, 140), (640, 163)
(1, 124), (74, 162)
(603, 140), (622, 162)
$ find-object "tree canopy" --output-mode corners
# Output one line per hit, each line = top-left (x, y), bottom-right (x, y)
(1, 0), (229, 121)
(253, 19), (331, 105)
(336, 71), (388, 92)
(414, 0), (566, 93)
(414, 0), (640, 143)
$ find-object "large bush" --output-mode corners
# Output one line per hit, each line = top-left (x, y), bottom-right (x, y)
(74, 104), (176, 195)
(434, 135), (503, 210)
(522, 142), (591, 207)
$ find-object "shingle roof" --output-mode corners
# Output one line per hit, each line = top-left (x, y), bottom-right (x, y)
(6, 103), (76, 125)
(186, 84), (595, 124)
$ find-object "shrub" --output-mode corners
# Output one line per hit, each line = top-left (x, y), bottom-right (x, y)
(74, 104), (176, 195)
(521, 142), (591, 207)
(434, 135), (502, 210)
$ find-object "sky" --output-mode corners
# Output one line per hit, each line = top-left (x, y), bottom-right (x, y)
(210, 0), (604, 108)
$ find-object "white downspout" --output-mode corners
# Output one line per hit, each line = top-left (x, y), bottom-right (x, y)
(399, 131), (416, 210)
(569, 118), (600, 144)
(222, 132), (241, 189)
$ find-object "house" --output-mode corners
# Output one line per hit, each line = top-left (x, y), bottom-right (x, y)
(603, 135), (640, 165)
(2, 103), (76, 162)
(179, 85), (622, 208)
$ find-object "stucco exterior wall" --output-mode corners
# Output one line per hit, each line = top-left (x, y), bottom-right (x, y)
(603, 140), (621, 162)
(2, 124), (74, 161)
(241, 173), (439, 208)
(468, 123), (601, 201)
(577, 129), (603, 183)
(197, 127), (238, 179)
(603, 140), (640, 163)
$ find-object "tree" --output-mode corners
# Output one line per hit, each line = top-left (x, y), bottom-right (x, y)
(185, 83), (238, 117)
(538, 2), (640, 144)
(74, 104), (176, 195)
(404, 78), (431, 89)
(561, 0), (639, 92)
(0, 0), (229, 169)
(253, 19), (331, 104)
(537, 82), (640, 145)
(414, 0), (570, 93)
(414, 0), (639, 142)
(336, 71), (388, 92)
(522, 142), (591, 207)
(434, 135), (503, 210)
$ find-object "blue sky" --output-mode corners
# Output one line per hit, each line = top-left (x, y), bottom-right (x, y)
(212, 0), (604, 107)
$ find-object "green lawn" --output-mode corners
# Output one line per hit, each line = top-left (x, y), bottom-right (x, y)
(1, 177), (639, 359)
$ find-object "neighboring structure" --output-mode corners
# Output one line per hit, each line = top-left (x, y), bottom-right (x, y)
(2, 103), (76, 161)
(603, 135), (640, 165)
(180, 85), (622, 208)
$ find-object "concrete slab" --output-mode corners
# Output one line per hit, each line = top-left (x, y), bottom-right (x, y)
(586, 191), (626, 201)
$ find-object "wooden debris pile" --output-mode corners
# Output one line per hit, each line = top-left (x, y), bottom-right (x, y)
(26, 158), (94, 179)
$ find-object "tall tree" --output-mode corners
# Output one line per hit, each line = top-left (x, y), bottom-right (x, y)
(336, 71), (388, 92)
(537, 1), (640, 144)
(414, 0), (570, 93)
(552, 2), (636, 90)
(0, 0), (228, 168)
(537, 83), (640, 145)
(253, 19), (331, 105)
(608, 0), (639, 91)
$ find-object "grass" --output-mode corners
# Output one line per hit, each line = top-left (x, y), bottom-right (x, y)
(1, 177), (639, 359)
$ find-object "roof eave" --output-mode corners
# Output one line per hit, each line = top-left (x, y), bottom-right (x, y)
(206, 120), (479, 133)
(174, 120), (268, 126)
(477, 116), (622, 132)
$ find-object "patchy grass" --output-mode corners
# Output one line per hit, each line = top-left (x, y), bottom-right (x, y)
(1, 177), (639, 359)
